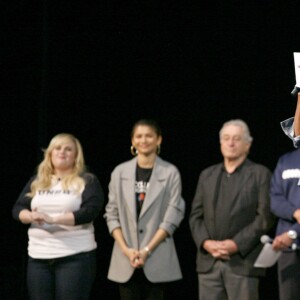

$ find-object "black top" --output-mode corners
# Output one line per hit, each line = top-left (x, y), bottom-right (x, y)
(135, 165), (153, 218)
(214, 161), (246, 240)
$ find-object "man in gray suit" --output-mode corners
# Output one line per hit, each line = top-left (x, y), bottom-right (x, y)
(189, 119), (274, 300)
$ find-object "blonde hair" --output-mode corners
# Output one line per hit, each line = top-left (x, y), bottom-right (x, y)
(27, 133), (86, 197)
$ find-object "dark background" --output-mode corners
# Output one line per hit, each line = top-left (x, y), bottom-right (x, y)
(2, 1), (300, 299)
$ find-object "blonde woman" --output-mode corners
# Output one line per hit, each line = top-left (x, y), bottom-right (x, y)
(12, 133), (104, 300)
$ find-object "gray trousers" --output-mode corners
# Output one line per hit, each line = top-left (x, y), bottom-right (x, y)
(278, 251), (300, 300)
(198, 260), (259, 300)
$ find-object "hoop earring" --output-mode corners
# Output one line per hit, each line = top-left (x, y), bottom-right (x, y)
(131, 145), (138, 156)
(156, 145), (161, 155)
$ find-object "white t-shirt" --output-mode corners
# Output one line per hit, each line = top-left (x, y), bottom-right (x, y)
(28, 180), (96, 259)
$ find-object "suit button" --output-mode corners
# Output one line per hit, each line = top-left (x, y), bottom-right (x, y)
(139, 229), (143, 234)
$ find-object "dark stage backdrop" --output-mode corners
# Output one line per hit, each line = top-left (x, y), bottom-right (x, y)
(2, 1), (300, 299)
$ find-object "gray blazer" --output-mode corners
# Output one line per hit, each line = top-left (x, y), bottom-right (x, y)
(105, 156), (185, 283)
(189, 159), (274, 277)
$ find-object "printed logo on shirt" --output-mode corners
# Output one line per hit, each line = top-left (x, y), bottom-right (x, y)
(38, 189), (71, 195)
(135, 180), (150, 208)
(135, 181), (150, 194)
(282, 169), (300, 179)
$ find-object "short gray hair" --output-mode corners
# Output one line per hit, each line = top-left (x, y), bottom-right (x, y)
(219, 119), (253, 143)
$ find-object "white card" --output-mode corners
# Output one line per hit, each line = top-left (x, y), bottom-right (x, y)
(254, 243), (281, 268)
(293, 52), (300, 87)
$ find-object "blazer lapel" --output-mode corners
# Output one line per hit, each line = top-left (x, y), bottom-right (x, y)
(139, 157), (166, 219)
(122, 157), (137, 222)
(227, 159), (252, 203)
(205, 164), (223, 236)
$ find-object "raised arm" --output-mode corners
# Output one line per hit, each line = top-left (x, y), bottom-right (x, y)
(294, 93), (300, 136)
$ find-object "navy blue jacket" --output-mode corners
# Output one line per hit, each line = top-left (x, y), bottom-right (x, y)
(270, 148), (300, 246)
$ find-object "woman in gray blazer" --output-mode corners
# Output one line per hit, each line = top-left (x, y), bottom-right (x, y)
(105, 119), (185, 300)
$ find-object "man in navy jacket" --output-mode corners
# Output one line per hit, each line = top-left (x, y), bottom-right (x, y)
(270, 92), (300, 300)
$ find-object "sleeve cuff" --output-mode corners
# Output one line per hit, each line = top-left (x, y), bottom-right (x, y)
(159, 223), (176, 236)
(281, 117), (300, 148)
(107, 221), (121, 235)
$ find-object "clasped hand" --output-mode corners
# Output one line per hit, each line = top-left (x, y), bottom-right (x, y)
(125, 248), (149, 268)
(31, 208), (55, 225)
(203, 239), (238, 260)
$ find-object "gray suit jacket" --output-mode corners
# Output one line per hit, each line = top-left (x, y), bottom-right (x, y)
(105, 156), (185, 283)
(189, 159), (274, 277)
